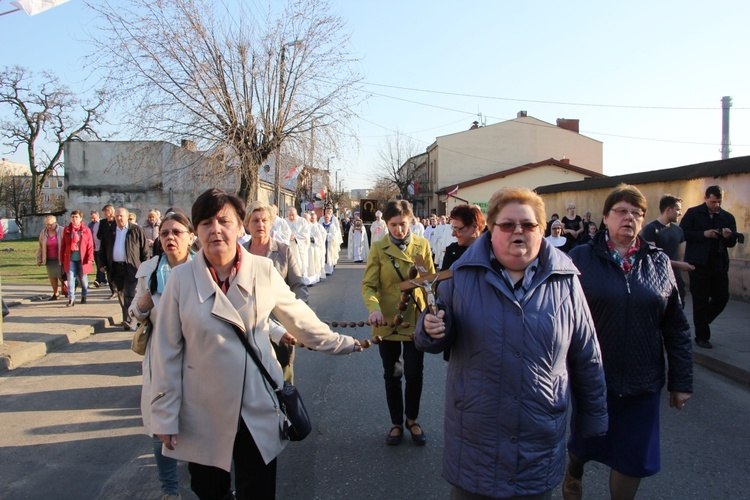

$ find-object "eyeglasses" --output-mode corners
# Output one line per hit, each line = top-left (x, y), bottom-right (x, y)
(160, 228), (188, 238)
(610, 207), (644, 220)
(494, 222), (540, 233)
(451, 225), (466, 233)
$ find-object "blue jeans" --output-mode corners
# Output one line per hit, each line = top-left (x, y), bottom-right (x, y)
(66, 260), (88, 301)
(153, 435), (179, 494)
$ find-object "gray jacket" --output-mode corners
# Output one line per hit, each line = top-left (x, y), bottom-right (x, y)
(415, 234), (608, 498)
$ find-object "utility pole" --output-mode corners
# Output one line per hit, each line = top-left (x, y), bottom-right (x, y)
(273, 39), (303, 208)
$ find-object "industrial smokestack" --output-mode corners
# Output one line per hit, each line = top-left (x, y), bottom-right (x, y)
(721, 96), (732, 160)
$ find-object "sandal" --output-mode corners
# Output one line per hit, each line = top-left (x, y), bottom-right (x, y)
(407, 421), (427, 446)
(386, 425), (403, 446)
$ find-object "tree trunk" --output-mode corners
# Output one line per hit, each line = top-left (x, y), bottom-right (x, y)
(31, 172), (41, 214)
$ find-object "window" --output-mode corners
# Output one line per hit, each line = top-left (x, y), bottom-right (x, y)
(44, 180), (50, 188)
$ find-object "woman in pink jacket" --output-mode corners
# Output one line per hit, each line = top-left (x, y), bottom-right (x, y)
(60, 210), (95, 307)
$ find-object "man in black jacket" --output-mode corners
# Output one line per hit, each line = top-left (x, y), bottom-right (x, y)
(101, 207), (148, 329)
(680, 186), (738, 348)
(96, 205), (118, 298)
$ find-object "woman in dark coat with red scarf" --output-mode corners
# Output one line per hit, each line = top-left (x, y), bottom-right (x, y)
(60, 210), (95, 307)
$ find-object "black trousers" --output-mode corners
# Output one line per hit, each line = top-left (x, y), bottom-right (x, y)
(378, 340), (424, 426)
(94, 250), (108, 285)
(689, 266), (730, 341)
(188, 418), (277, 500)
(111, 262), (137, 322)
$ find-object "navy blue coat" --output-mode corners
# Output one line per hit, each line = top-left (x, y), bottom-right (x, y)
(415, 233), (607, 498)
(569, 232), (693, 397)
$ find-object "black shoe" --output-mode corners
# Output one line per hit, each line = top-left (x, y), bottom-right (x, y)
(386, 425), (403, 446)
(407, 422), (427, 446)
(81, 297), (87, 304)
(67, 299), (75, 307)
(48, 294), (59, 301)
(696, 339), (713, 349)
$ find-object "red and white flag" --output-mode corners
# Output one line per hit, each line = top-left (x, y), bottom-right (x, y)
(284, 165), (301, 181)
(446, 185), (459, 199)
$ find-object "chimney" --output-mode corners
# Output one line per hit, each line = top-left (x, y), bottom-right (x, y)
(560, 158), (570, 165)
(181, 139), (197, 152)
(556, 119), (580, 133)
(517, 110), (527, 118)
(721, 96), (732, 160)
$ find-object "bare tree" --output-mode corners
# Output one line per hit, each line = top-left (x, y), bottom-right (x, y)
(87, 0), (362, 203)
(0, 66), (106, 213)
(374, 131), (422, 201)
(368, 177), (400, 209)
(0, 174), (32, 231)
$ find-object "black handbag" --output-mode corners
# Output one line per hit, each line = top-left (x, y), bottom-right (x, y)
(230, 324), (312, 441)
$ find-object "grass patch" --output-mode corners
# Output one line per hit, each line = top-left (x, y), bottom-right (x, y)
(0, 239), (49, 285)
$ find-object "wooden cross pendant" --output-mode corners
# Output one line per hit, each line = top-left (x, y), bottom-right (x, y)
(398, 255), (452, 314)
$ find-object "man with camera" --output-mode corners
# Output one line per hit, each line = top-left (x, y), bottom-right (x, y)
(680, 185), (739, 349)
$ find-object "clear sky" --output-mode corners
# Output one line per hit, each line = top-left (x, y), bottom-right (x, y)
(2, 0), (750, 192)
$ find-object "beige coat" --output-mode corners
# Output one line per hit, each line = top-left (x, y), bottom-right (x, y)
(36, 225), (64, 265)
(128, 255), (164, 436)
(150, 247), (356, 471)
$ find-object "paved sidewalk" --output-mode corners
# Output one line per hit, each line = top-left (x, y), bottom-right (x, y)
(1, 283), (749, 388)
(1, 283), (126, 370)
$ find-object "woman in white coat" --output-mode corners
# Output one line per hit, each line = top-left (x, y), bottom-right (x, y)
(150, 188), (363, 500)
(129, 210), (194, 499)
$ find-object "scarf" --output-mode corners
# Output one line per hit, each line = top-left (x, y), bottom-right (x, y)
(149, 251), (195, 295)
(69, 223), (82, 252)
(388, 232), (412, 251)
(205, 244), (243, 294)
(605, 231), (640, 275)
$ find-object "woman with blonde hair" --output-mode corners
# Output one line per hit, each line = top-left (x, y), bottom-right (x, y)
(143, 209), (161, 257)
(244, 201), (308, 383)
(417, 187), (607, 499)
(36, 215), (65, 300)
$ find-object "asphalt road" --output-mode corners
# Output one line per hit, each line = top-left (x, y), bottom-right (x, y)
(0, 258), (749, 499)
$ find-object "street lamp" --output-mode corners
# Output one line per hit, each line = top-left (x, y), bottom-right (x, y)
(273, 39), (303, 208)
(326, 155), (335, 206)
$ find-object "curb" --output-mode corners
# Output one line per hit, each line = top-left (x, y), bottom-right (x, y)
(693, 351), (750, 389)
(1, 309), (121, 372)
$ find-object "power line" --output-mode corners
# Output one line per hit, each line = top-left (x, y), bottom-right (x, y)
(363, 90), (750, 147)
(362, 81), (750, 110)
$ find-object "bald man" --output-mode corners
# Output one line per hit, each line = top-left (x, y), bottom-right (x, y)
(101, 207), (148, 328)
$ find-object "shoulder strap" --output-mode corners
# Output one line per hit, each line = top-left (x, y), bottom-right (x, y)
(388, 255), (406, 282)
(230, 323), (279, 392)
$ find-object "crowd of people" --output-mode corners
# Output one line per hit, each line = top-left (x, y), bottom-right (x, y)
(25, 181), (744, 500)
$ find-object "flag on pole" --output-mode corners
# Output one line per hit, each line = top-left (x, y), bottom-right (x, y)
(284, 165), (301, 181)
(446, 185), (459, 199)
(8, 0), (70, 16)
